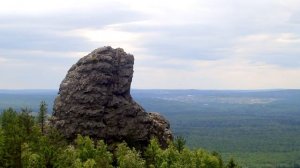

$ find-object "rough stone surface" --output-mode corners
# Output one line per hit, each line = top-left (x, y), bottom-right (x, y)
(52, 46), (173, 148)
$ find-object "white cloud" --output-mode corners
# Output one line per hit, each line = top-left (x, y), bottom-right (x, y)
(232, 33), (300, 67)
(70, 27), (143, 52)
(0, 57), (8, 63)
(133, 58), (300, 89)
(0, 0), (114, 15)
(0, 49), (87, 60)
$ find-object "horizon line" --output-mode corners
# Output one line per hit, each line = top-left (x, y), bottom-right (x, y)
(0, 88), (300, 91)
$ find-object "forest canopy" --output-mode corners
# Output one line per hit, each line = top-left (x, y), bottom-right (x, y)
(0, 103), (240, 168)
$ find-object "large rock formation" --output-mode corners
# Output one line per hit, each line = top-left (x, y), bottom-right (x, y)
(52, 46), (172, 149)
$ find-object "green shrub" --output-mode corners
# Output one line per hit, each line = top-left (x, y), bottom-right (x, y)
(0, 107), (238, 168)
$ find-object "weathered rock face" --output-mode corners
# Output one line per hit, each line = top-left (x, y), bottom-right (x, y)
(52, 46), (172, 149)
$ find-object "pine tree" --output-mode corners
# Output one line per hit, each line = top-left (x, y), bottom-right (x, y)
(0, 108), (23, 167)
(145, 138), (163, 167)
(174, 136), (186, 153)
(212, 151), (224, 168)
(226, 158), (239, 168)
(116, 142), (145, 168)
(38, 101), (47, 134)
(19, 108), (35, 137)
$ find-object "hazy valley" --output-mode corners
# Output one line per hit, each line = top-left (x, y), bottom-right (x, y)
(1, 89), (300, 167)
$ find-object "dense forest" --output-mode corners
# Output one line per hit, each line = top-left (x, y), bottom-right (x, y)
(0, 103), (241, 168)
(134, 90), (300, 168)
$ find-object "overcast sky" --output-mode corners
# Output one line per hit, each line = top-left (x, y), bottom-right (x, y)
(0, 0), (300, 89)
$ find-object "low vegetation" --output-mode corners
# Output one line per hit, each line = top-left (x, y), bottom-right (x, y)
(0, 103), (240, 168)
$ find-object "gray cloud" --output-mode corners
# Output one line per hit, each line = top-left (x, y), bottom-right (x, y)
(0, 0), (300, 89)
(0, 7), (145, 51)
(0, 27), (95, 52)
(120, 3), (300, 67)
(0, 10), (145, 30)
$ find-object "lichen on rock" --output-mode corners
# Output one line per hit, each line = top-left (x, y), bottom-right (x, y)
(52, 46), (173, 149)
